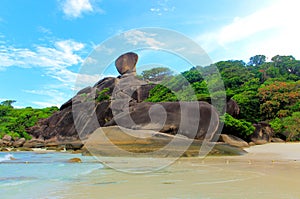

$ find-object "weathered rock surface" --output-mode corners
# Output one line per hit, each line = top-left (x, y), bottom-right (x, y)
(219, 134), (249, 148)
(251, 122), (273, 145)
(226, 99), (240, 117)
(12, 138), (26, 147)
(23, 139), (45, 148)
(115, 52), (138, 75)
(271, 137), (285, 143)
(106, 101), (219, 140)
(2, 135), (12, 142)
(83, 126), (246, 157)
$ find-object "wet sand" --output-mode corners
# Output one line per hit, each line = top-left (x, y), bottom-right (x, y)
(57, 143), (300, 199)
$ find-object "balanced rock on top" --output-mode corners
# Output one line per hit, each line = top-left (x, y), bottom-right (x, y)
(115, 52), (138, 75)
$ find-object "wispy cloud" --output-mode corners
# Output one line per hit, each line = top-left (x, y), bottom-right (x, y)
(150, 0), (175, 16)
(124, 30), (165, 49)
(60, 0), (103, 19)
(37, 26), (52, 35)
(0, 35), (102, 107)
(0, 39), (84, 70)
(197, 0), (300, 61)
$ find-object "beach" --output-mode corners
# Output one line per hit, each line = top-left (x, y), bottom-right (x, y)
(54, 143), (300, 199)
(1, 143), (300, 198)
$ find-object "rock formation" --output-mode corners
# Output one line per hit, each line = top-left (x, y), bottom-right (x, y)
(26, 52), (221, 152)
(251, 122), (274, 144)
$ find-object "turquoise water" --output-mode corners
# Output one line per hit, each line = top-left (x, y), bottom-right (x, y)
(0, 152), (103, 199)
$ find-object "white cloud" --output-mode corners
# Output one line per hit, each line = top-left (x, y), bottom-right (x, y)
(150, 0), (175, 16)
(61, 0), (104, 19)
(0, 37), (103, 107)
(124, 30), (165, 49)
(0, 39), (84, 69)
(197, 0), (300, 61)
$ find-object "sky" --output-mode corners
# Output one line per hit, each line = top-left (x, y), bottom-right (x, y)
(0, 0), (299, 108)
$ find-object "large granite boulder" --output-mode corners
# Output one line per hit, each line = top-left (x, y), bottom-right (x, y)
(115, 52), (138, 75)
(106, 101), (219, 140)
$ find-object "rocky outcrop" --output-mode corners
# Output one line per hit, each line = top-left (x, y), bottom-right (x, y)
(26, 52), (221, 151)
(83, 126), (246, 157)
(219, 134), (249, 148)
(0, 135), (26, 148)
(251, 122), (274, 145)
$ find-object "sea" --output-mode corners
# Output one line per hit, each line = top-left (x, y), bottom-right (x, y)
(0, 152), (103, 199)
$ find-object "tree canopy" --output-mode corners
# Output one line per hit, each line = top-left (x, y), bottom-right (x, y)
(144, 54), (300, 141)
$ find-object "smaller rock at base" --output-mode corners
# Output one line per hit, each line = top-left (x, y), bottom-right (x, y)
(67, 158), (82, 163)
(219, 134), (249, 148)
(248, 142), (256, 146)
(252, 139), (268, 145)
(271, 138), (285, 143)
(2, 135), (12, 142)
(13, 138), (26, 147)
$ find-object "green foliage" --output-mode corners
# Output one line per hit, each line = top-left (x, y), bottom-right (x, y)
(221, 113), (255, 140)
(282, 112), (300, 141)
(269, 117), (284, 135)
(96, 88), (111, 102)
(258, 81), (300, 120)
(141, 67), (173, 82)
(247, 55), (266, 66)
(0, 101), (58, 140)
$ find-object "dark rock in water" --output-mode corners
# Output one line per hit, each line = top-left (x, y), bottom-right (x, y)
(106, 101), (219, 140)
(115, 52), (138, 75)
(67, 158), (82, 163)
(219, 134), (249, 148)
(226, 99), (240, 118)
(12, 138), (26, 147)
(251, 122), (273, 145)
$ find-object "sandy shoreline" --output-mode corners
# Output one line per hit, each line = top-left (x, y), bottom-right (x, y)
(50, 143), (300, 199)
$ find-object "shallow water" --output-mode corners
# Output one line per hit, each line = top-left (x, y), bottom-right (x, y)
(0, 152), (103, 199)
(2, 149), (300, 199)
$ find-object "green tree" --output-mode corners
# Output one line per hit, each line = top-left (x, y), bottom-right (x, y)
(220, 113), (255, 141)
(248, 55), (266, 66)
(1, 100), (16, 107)
(141, 67), (173, 82)
(283, 112), (300, 141)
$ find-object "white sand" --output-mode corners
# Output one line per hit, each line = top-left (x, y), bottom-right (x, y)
(55, 143), (300, 199)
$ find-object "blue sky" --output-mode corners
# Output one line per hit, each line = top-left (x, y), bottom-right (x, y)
(0, 0), (299, 108)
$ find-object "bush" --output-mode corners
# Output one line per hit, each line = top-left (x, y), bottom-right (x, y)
(96, 88), (111, 102)
(221, 113), (255, 141)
